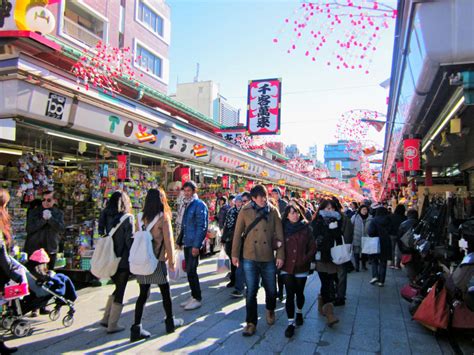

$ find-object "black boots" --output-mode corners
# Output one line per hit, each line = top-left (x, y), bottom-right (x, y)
(130, 324), (151, 342)
(295, 313), (304, 326)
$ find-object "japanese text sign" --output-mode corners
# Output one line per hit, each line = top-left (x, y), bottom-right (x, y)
(247, 78), (282, 135)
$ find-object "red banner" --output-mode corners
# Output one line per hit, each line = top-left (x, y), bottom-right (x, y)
(403, 138), (421, 173)
(395, 160), (406, 185)
(390, 172), (397, 188)
(174, 167), (190, 185)
(222, 175), (230, 189)
(117, 154), (129, 180)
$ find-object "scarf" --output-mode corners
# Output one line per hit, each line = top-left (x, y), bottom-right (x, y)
(283, 220), (307, 237)
(175, 193), (198, 236)
(250, 201), (270, 220)
(319, 210), (341, 222)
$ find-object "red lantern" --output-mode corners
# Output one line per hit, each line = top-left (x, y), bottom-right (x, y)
(395, 160), (407, 185)
(390, 171), (397, 189)
(403, 137), (421, 175)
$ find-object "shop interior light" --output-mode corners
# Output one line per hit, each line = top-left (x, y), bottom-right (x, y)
(421, 96), (465, 153)
(46, 131), (102, 146)
(0, 148), (23, 156)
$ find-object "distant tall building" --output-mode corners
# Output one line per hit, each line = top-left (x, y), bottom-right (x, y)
(285, 144), (300, 159)
(324, 140), (361, 181)
(173, 81), (240, 126)
(308, 145), (318, 166)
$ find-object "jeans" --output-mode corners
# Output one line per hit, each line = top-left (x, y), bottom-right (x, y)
(243, 259), (277, 325)
(336, 266), (347, 301)
(184, 247), (201, 301)
(371, 256), (388, 283)
(318, 271), (337, 305)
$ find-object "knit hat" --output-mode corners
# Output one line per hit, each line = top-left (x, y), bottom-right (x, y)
(29, 248), (50, 264)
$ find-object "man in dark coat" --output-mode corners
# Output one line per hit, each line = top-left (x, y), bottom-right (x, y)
(25, 190), (65, 271)
(367, 207), (391, 287)
(271, 188), (288, 216)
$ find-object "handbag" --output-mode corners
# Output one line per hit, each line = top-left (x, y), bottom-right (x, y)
(400, 284), (420, 302)
(91, 213), (133, 280)
(452, 302), (474, 329)
(330, 236), (352, 265)
(361, 236), (380, 255)
(413, 280), (449, 330)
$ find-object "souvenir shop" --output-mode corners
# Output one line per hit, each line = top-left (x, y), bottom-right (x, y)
(0, 61), (342, 284)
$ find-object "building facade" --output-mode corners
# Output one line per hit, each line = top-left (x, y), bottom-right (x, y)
(324, 140), (361, 181)
(285, 144), (300, 159)
(54, 0), (170, 93)
(173, 81), (240, 127)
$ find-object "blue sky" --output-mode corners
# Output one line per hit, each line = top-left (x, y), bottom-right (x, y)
(167, 0), (397, 161)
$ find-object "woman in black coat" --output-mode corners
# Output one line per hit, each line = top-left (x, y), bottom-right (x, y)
(98, 191), (134, 334)
(368, 207), (391, 287)
(388, 204), (406, 269)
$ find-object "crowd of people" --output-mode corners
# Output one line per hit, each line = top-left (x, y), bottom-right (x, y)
(0, 181), (422, 353)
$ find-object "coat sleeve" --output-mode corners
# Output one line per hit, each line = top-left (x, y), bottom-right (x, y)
(162, 215), (175, 264)
(26, 209), (47, 234)
(367, 219), (378, 237)
(302, 228), (317, 265)
(98, 210), (106, 235)
(47, 210), (65, 233)
(192, 202), (208, 249)
(342, 215), (354, 243)
(231, 210), (245, 259)
(274, 211), (285, 261)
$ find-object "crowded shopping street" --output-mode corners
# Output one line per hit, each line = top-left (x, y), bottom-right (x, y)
(0, 0), (474, 354)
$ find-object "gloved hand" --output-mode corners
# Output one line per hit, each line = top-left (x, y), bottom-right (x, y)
(43, 209), (52, 220)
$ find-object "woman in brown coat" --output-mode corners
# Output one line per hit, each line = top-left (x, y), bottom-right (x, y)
(281, 204), (317, 338)
(131, 188), (183, 342)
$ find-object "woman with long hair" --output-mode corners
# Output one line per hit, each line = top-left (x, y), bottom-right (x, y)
(98, 191), (135, 333)
(0, 189), (23, 353)
(311, 199), (342, 327)
(280, 205), (316, 338)
(131, 188), (183, 342)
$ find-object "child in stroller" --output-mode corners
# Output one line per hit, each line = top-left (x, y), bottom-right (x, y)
(2, 249), (77, 337)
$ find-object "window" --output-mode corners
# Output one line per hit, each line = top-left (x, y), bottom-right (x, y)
(136, 44), (162, 78)
(138, 1), (164, 37)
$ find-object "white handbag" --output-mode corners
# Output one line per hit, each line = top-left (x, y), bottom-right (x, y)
(330, 236), (352, 265)
(91, 213), (133, 279)
(361, 236), (380, 255)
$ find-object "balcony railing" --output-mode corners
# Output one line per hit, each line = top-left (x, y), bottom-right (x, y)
(63, 17), (103, 47)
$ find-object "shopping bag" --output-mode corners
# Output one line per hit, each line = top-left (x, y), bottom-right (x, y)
(168, 250), (187, 282)
(216, 248), (230, 274)
(413, 281), (449, 330)
(400, 284), (420, 302)
(361, 236), (380, 255)
(452, 302), (474, 329)
(330, 236), (352, 265)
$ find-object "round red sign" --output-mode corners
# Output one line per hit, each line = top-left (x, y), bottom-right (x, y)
(404, 146), (418, 160)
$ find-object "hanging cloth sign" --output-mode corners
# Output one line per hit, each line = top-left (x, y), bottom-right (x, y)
(403, 137), (421, 175)
(117, 154), (130, 180)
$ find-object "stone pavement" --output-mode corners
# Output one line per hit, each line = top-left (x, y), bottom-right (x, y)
(6, 256), (474, 354)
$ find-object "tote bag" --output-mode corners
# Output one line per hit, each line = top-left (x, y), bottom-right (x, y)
(361, 236), (380, 255)
(91, 214), (133, 279)
(216, 248), (231, 273)
(330, 236), (352, 265)
(412, 281), (449, 330)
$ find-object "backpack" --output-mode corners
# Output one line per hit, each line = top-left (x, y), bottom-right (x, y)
(129, 214), (161, 276)
(91, 213), (133, 280)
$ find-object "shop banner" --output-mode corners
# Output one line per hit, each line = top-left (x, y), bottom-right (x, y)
(403, 137), (421, 174)
(174, 167), (190, 185)
(390, 172), (397, 188)
(395, 160), (406, 185)
(222, 175), (230, 189)
(215, 127), (247, 144)
(247, 78), (281, 135)
(117, 154), (130, 180)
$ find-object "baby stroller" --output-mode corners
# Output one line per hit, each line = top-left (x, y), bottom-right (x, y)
(1, 250), (77, 337)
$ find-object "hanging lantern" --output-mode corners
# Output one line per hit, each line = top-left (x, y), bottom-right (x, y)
(395, 159), (407, 185)
(403, 136), (422, 176)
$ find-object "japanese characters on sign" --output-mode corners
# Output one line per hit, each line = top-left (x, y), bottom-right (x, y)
(215, 128), (247, 144)
(247, 78), (282, 135)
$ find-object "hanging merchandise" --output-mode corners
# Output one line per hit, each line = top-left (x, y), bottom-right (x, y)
(222, 175), (230, 189)
(16, 152), (55, 203)
(403, 136), (422, 176)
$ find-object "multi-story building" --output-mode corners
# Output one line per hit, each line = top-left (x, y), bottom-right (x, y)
(324, 140), (361, 181)
(56, 0), (170, 93)
(285, 144), (300, 159)
(172, 81), (240, 127)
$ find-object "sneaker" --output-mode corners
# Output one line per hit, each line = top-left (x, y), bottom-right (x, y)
(184, 299), (202, 311)
(284, 324), (295, 338)
(295, 313), (304, 326)
(231, 290), (244, 298)
(180, 296), (193, 307)
(369, 277), (378, 284)
(377, 282), (384, 287)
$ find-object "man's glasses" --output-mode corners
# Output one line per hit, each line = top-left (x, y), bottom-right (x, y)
(242, 199), (249, 203)
(43, 198), (52, 203)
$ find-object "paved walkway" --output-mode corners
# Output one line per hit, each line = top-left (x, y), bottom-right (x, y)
(6, 256), (473, 354)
